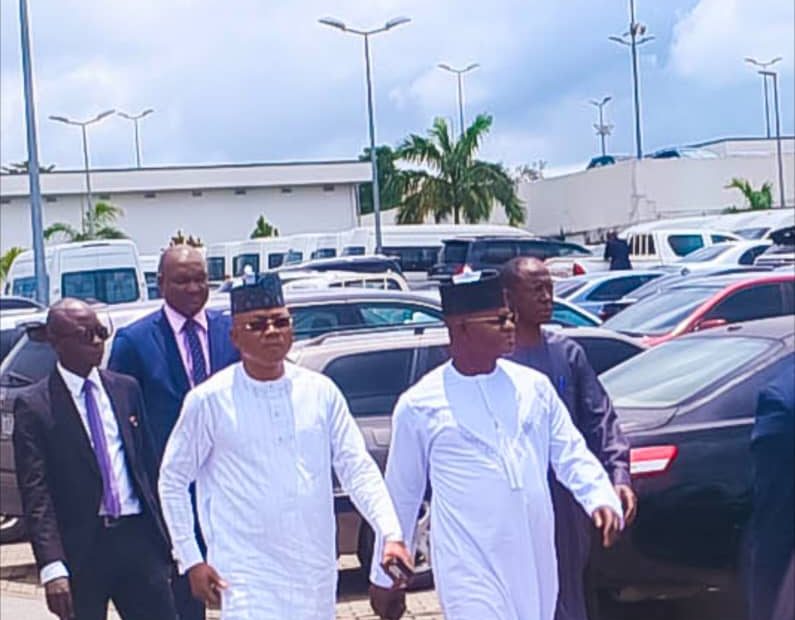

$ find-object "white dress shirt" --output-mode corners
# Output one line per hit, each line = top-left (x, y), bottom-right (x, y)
(159, 362), (402, 620)
(40, 365), (142, 585)
(370, 359), (623, 620)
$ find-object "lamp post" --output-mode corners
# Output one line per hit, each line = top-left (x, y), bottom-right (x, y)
(49, 110), (115, 237)
(609, 0), (654, 160)
(117, 108), (154, 168)
(744, 57), (782, 138)
(589, 96), (614, 157)
(18, 0), (47, 304)
(758, 69), (787, 208)
(437, 63), (479, 138)
(319, 16), (410, 254)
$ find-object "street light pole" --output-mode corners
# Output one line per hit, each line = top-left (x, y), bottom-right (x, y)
(760, 69), (787, 208)
(319, 16), (410, 254)
(18, 0), (48, 304)
(609, 0), (654, 160)
(589, 96), (614, 157)
(118, 109), (154, 168)
(49, 110), (115, 237)
(744, 57), (782, 138)
(438, 63), (479, 137)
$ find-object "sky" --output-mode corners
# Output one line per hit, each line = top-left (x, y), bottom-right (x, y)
(1, 0), (793, 177)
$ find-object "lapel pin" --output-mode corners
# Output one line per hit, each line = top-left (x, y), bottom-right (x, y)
(129, 415), (139, 428)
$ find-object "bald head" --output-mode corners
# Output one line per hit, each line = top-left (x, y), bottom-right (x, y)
(500, 256), (553, 326)
(158, 244), (209, 318)
(46, 298), (95, 335)
(47, 298), (106, 375)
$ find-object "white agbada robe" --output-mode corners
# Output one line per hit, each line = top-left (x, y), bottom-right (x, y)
(371, 359), (623, 620)
(159, 362), (402, 620)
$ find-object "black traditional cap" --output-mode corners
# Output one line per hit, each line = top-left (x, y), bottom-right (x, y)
(440, 270), (505, 316)
(230, 272), (285, 314)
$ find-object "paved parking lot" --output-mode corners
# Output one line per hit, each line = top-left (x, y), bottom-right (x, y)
(0, 543), (443, 620)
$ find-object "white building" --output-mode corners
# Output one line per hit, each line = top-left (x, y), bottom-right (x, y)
(0, 160), (370, 254)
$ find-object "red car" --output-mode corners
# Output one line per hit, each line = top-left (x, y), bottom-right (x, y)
(603, 272), (795, 346)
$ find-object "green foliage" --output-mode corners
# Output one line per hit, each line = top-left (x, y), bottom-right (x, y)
(357, 145), (405, 215)
(725, 178), (773, 211)
(394, 115), (525, 226)
(43, 201), (126, 242)
(250, 215), (279, 239)
(0, 247), (25, 284)
(170, 230), (204, 248)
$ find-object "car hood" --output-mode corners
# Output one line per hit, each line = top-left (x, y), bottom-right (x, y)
(615, 405), (677, 434)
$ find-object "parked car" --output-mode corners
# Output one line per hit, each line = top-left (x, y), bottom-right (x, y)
(672, 240), (772, 273)
(429, 236), (592, 282)
(278, 269), (410, 293)
(276, 254), (403, 276)
(590, 317), (794, 615)
(553, 271), (664, 320)
(603, 273), (795, 346)
(0, 296), (44, 312)
(755, 225), (795, 269)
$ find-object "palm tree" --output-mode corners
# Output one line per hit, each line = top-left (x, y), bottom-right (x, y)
(170, 230), (204, 248)
(395, 115), (524, 226)
(725, 178), (773, 211)
(0, 247), (25, 284)
(250, 215), (279, 239)
(44, 201), (126, 242)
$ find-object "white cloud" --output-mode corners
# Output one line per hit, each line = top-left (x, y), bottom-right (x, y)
(669, 0), (794, 85)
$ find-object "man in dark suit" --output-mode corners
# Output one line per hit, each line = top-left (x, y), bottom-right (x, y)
(13, 299), (175, 620)
(603, 231), (632, 271)
(108, 244), (238, 620)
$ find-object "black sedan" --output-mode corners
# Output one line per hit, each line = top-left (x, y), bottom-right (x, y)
(590, 316), (794, 618)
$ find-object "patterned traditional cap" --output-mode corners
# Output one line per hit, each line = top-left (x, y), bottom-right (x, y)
(439, 270), (505, 316)
(230, 272), (285, 314)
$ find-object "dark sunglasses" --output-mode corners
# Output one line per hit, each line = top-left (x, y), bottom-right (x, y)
(461, 311), (516, 328)
(243, 316), (293, 333)
(62, 324), (111, 343)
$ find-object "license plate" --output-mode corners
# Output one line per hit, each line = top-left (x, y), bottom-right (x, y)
(1, 412), (14, 439)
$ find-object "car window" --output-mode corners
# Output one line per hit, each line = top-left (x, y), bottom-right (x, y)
(551, 302), (598, 327)
(61, 268), (140, 304)
(668, 234), (704, 257)
(0, 337), (57, 387)
(342, 246), (366, 256)
(573, 337), (643, 374)
(357, 304), (442, 327)
(268, 253), (285, 269)
(310, 249), (336, 260)
(324, 349), (414, 416)
(711, 234), (736, 244)
(11, 277), (37, 299)
(704, 283), (784, 324)
(473, 241), (517, 265)
(739, 246), (769, 265)
(233, 253), (260, 276)
(602, 336), (772, 408)
(603, 286), (719, 336)
(422, 345), (450, 374)
(516, 240), (550, 259)
(551, 242), (591, 257)
(680, 244), (730, 263)
(553, 279), (589, 299)
(733, 227), (768, 240)
(382, 246), (440, 271)
(441, 241), (469, 264)
(206, 257), (225, 281)
(290, 304), (361, 340)
(585, 275), (660, 302)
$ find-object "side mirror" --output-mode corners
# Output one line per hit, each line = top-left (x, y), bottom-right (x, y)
(694, 318), (727, 332)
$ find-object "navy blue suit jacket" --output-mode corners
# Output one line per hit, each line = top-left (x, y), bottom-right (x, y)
(107, 308), (239, 461)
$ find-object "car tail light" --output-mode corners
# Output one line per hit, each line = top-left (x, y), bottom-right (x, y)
(453, 264), (471, 276)
(630, 445), (678, 478)
(572, 261), (586, 276)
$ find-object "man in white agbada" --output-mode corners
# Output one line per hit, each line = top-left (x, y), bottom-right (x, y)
(159, 273), (412, 620)
(370, 271), (624, 620)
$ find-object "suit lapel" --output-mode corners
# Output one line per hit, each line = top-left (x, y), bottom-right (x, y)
(154, 308), (190, 393)
(49, 372), (100, 477)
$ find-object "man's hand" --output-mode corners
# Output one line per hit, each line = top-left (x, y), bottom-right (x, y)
(370, 584), (407, 620)
(382, 540), (414, 589)
(44, 577), (74, 619)
(188, 562), (228, 608)
(614, 484), (637, 526)
(592, 506), (622, 548)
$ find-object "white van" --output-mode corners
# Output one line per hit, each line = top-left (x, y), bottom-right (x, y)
(206, 241), (237, 284)
(283, 233), (341, 265)
(229, 238), (291, 275)
(138, 254), (161, 299)
(4, 240), (148, 305)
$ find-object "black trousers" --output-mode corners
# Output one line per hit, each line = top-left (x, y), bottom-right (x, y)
(70, 515), (176, 620)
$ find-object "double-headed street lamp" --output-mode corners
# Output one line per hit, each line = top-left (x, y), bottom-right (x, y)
(744, 57), (782, 139)
(757, 68), (786, 208)
(118, 108), (154, 168)
(437, 63), (479, 138)
(49, 109), (115, 237)
(319, 16), (411, 254)
(589, 96), (614, 157)
(609, 0), (654, 160)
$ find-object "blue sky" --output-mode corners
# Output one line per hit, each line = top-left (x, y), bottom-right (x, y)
(1, 0), (793, 176)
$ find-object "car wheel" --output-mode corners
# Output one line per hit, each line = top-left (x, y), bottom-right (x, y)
(0, 514), (25, 544)
(357, 500), (434, 591)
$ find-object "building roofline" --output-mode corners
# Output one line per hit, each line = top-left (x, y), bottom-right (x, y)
(685, 135), (795, 149)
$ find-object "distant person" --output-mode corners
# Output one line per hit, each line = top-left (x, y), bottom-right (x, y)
(502, 257), (636, 620)
(747, 353), (794, 620)
(108, 244), (239, 620)
(158, 273), (410, 619)
(13, 299), (175, 620)
(603, 231), (632, 270)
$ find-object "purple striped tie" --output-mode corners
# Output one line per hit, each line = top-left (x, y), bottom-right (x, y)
(83, 379), (121, 518)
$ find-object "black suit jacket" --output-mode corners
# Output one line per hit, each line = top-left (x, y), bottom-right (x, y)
(12, 369), (171, 574)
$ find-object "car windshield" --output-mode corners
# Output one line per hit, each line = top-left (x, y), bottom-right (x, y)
(602, 336), (773, 408)
(734, 227), (769, 240)
(442, 241), (469, 264)
(603, 285), (719, 335)
(679, 244), (731, 263)
(553, 279), (589, 299)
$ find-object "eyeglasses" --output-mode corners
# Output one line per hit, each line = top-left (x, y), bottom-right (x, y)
(243, 316), (293, 333)
(461, 311), (516, 328)
(61, 324), (111, 343)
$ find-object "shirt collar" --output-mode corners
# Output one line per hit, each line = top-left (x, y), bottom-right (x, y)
(57, 363), (103, 399)
(163, 303), (208, 334)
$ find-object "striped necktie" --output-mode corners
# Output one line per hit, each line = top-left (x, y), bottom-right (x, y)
(183, 319), (208, 385)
